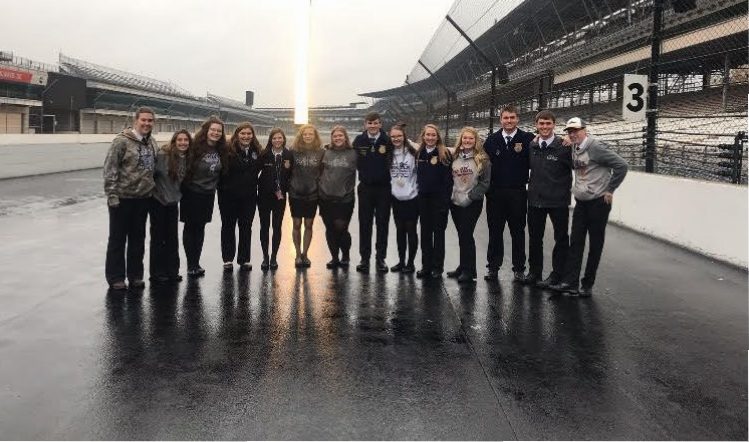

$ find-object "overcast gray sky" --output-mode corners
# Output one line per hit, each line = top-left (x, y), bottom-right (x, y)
(1, 0), (454, 107)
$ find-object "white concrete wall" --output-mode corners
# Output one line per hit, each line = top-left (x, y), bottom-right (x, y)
(609, 171), (748, 268)
(0, 133), (172, 146)
(0, 134), (270, 179)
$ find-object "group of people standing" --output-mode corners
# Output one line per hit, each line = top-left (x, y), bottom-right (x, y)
(103, 105), (627, 297)
(480, 107), (628, 296)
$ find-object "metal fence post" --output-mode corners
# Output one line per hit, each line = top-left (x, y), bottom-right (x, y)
(733, 131), (746, 184)
(645, 0), (664, 173)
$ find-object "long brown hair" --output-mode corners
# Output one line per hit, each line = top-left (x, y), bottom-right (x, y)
(291, 124), (322, 152)
(454, 126), (490, 174)
(163, 129), (192, 180)
(229, 122), (263, 157)
(417, 123), (451, 165)
(265, 127), (287, 151)
(186, 116), (227, 181)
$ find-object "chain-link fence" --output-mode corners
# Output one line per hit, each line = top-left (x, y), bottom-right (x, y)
(362, 0), (748, 184)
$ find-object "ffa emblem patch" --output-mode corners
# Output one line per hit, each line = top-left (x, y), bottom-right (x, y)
(514, 143), (523, 153)
(378, 145), (386, 154)
(284, 160), (291, 169)
(430, 156), (438, 165)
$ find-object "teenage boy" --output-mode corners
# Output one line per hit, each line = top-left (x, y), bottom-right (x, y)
(550, 117), (628, 297)
(524, 110), (572, 288)
(103, 107), (158, 291)
(483, 105), (534, 282)
(352, 112), (393, 273)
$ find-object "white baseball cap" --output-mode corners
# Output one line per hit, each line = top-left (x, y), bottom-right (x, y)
(564, 117), (586, 131)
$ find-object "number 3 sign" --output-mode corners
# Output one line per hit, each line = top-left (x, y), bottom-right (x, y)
(623, 74), (648, 121)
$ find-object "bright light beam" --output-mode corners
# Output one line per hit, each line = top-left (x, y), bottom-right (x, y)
(294, 0), (310, 125)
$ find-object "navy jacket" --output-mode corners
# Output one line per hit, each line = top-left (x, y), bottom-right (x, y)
(258, 147), (293, 199)
(484, 128), (535, 190)
(352, 129), (393, 186)
(528, 136), (573, 208)
(217, 146), (260, 199)
(416, 147), (453, 200)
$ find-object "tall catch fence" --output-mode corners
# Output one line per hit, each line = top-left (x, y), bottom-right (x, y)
(362, 0), (748, 184)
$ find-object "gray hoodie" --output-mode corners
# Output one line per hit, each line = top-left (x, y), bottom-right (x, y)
(319, 147), (358, 203)
(103, 128), (157, 206)
(571, 136), (628, 201)
(451, 149), (491, 207)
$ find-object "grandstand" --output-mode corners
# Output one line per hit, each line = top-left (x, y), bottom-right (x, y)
(0, 52), (276, 135)
(58, 54), (275, 135)
(0, 52), (52, 133)
(361, 0), (748, 184)
(255, 103), (368, 138)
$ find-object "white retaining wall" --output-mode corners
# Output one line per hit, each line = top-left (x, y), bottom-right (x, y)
(0, 133), (173, 146)
(0, 134), (173, 179)
(0, 134), (269, 179)
(609, 171), (748, 268)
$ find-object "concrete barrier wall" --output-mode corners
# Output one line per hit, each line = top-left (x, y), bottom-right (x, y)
(0, 143), (114, 179)
(0, 133), (174, 146)
(609, 171), (748, 268)
(0, 134), (270, 179)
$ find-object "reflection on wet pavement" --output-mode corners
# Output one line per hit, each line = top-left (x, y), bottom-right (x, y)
(0, 170), (746, 439)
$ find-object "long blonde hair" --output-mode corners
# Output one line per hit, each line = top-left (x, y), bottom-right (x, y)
(417, 123), (451, 165)
(292, 124), (322, 151)
(454, 126), (489, 174)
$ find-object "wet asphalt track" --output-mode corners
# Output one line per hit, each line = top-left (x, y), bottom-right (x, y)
(0, 169), (746, 440)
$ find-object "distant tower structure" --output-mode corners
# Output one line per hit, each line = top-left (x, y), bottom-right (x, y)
(245, 91), (254, 108)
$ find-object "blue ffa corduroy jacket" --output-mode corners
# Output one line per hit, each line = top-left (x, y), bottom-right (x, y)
(352, 129), (393, 186)
(483, 128), (535, 190)
(416, 147), (453, 199)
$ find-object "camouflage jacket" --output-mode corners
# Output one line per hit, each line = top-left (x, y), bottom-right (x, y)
(103, 128), (157, 206)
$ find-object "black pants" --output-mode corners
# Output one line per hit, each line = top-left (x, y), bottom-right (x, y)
(357, 183), (391, 261)
(183, 222), (207, 270)
(392, 197), (419, 265)
(258, 196), (286, 260)
(563, 197), (612, 288)
(527, 205), (569, 279)
(105, 197), (150, 284)
(320, 199), (354, 260)
(486, 188), (527, 272)
(450, 199), (483, 276)
(218, 192), (256, 264)
(149, 201), (180, 278)
(418, 194), (449, 272)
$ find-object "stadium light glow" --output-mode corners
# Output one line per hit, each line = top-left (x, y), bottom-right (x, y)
(294, 0), (310, 125)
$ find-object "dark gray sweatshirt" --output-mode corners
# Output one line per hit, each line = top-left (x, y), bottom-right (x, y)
(319, 147), (358, 203)
(152, 149), (186, 206)
(289, 148), (324, 201)
(185, 148), (222, 195)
